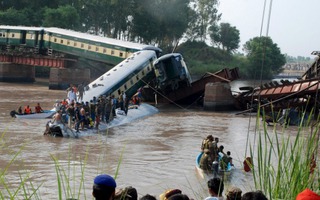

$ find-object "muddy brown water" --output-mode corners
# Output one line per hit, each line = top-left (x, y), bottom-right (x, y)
(0, 80), (300, 199)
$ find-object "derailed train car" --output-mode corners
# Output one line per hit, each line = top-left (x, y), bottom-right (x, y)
(154, 53), (192, 92)
(0, 25), (193, 95)
(0, 25), (149, 64)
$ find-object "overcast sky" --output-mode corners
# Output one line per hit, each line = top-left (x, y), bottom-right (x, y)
(218, 0), (319, 58)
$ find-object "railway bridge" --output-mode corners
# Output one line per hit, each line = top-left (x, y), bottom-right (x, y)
(0, 26), (151, 89)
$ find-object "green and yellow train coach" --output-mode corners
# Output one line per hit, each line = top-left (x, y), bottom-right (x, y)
(43, 27), (149, 65)
(0, 26), (150, 65)
(0, 26), (44, 50)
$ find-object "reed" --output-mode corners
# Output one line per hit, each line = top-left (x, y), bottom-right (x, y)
(249, 106), (320, 199)
(0, 138), (42, 199)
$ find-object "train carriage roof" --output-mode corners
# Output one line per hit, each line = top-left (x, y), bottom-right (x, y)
(44, 27), (150, 50)
(0, 25), (44, 31)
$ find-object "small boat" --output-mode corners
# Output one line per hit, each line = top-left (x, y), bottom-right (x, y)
(14, 110), (56, 119)
(195, 152), (232, 179)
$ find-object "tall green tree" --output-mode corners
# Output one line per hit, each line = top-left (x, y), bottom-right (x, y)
(210, 22), (240, 53)
(0, 8), (30, 25)
(43, 5), (80, 29)
(131, 0), (192, 49)
(243, 36), (286, 79)
(186, 0), (221, 42)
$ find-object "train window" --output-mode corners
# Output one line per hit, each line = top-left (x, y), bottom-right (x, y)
(142, 70), (145, 76)
(54, 38), (57, 42)
(96, 47), (99, 52)
(107, 73), (110, 76)
(67, 40), (70, 45)
(103, 48), (106, 53)
(0, 33), (2, 37)
(111, 50), (114, 55)
(81, 43), (84, 48)
(31, 34), (34, 39)
(124, 84), (127, 90)
(118, 90), (121, 95)
(88, 45), (91, 50)
(113, 69), (117, 71)
(130, 80), (134, 85)
(60, 39), (63, 44)
(119, 64), (123, 67)
(74, 42), (77, 46)
(136, 75), (139, 80)
(119, 52), (123, 57)
(11, 33), (15, 38)
(147, 66), (150, 71)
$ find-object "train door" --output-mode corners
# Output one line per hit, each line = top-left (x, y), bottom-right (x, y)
(0, 30), (8, 45)
(21, 30), (27, 44)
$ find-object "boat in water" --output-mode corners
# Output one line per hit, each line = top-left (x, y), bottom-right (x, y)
(13, 110), (56, 119)
(195, 152), (232, 179)
(44, 103), (158, 138)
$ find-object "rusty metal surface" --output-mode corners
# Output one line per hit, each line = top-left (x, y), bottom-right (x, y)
(156, 67), (240, 103)
(0, 54), (66, 68)
(240, 78), (320, 101)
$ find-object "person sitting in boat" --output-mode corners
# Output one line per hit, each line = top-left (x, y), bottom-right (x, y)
(201, 135), (213, 152)
(24, 105), (32, 114)
(35, 103), (44, 113)
(199, 149), (213, 172)
(218, 145), (225, 156)
(18, 106), (22, 114)
(220, 151), (233, 170)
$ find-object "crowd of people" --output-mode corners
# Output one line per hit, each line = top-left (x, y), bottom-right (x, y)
(50, 84), (143, 132)
(89, 174), (320, 200)
(199, 135), (234, 173)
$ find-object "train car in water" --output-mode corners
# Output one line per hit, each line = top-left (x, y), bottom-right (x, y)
(43, 27), (151, 64)
(81, 50), (159, 102)
(154, 53), (192, 92)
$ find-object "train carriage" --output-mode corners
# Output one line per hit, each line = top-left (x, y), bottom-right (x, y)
(0, 26), (44, 52)
(82, 50), (158, 102)
(154, 53), (192, 92)
(43, 27), (150, 64)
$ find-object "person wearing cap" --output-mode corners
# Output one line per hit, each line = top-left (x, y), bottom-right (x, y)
(296, 188), (320, 200)
(205, 177), (224, 200)
(225, 186), (242, 200)
(93, 174), (117, 200)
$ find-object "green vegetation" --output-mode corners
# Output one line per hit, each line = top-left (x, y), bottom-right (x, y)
(248, 107), (320, 199)
(0, 0), (310, 79)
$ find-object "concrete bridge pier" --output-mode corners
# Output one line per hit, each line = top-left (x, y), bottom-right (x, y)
(49, 68), (91, 90)
(0, 63), (35, 82)
(203, 82), (236, 111)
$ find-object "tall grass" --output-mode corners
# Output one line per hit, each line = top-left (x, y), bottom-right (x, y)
(249, 107), (320, 199)
(0, 133), (42, 199)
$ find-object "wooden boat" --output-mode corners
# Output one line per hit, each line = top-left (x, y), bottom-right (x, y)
(195, 152), (232, 179)
(15, 110), (56, 119)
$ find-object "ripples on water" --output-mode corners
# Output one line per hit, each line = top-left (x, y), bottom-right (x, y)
(0, 81), (275, 199)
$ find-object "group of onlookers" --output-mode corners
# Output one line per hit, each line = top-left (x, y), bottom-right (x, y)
(89, 174), (320, 200)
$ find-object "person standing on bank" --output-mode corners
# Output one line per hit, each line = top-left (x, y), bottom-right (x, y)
(92, 174), (117, 200)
